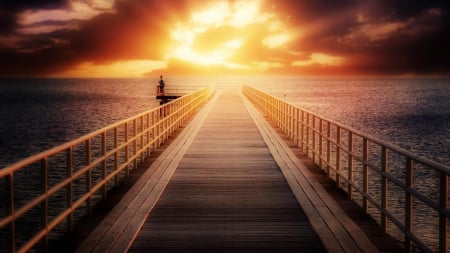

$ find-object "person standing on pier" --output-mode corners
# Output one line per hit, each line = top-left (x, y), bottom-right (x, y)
(158, 75), (165, 94)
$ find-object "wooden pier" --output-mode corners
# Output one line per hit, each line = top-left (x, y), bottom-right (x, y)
(75, 89), (397, 253)
(2, 86), (447, 253)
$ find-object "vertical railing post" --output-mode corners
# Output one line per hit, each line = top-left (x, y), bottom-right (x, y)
(306, 114), (310, 157)
(312, 116), (316, 163)
(319, 119), (323, 169)
(101, 133), (107, 200)
(133, 119), (137, 170)
(336, 126), (341, 187)
(381, 146), (388, 233)
(114, 128), (119, 187)
(301, 111), (305, 152)
(85, 139), (92, 215)
(348, 132), (353, 200)
(66, 147), (73, 232)
(140, 116), (144, 163)
(125, 122), (129, 177)
(439, 172), (448, 253)
(6, 173), (15, 253)
(362, 138), (368, 213)
(146, 113), (151, 155)
(295, 108), (299, 146)
(289, 105), (293, 139)
(326, 122), (331, 177)
(405, 158), (414, 253)
(41, 158), (48, 252)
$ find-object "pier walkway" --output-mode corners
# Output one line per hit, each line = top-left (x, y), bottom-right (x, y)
(76, 89), (382, 253)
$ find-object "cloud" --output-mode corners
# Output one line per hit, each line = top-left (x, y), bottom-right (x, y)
(0, 0), (449, 77)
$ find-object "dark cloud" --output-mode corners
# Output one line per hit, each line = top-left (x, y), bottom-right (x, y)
(0, 0), (192, 77)
(270, 0), (450, 76)
(0, 0), (67, 11)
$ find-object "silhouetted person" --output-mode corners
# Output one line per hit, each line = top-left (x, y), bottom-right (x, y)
(159, 75), (165, 93)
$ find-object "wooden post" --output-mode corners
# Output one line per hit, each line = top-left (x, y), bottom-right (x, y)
(125, 122), (129, 177)
(405, 158), (414, 253)
(348, 132), (353, 200)
(362, 138), (368, 213)
(381, 146), (388, 233)
(336, 126), (341, 186)
(319, 119), (323, 169)
(101, 133), (107, 200)
(439, 172), (448, 253)
(326, 122), (331, 177)
(114, 127), (119, 187)
(41, 158), (48, 252)
(312, 116), (316, 163)
(6, 173), (15, 253)
(86, 139), (92, 215)
(67, 147), (73, 232)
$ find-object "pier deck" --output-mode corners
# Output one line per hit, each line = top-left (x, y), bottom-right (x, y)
(76, 88), (396, 253)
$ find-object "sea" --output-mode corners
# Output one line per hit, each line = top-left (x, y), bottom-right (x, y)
(0, 76), (449, 251)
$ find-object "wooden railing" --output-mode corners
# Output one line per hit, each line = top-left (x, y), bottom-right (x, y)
(243, 85), (449, 253)
(0, 87), (212, 253)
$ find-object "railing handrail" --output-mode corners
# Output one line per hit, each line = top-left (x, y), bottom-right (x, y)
(0, 86), (213, 253)
(0, 87), (210, 176)
(243, 84), (449, 253)
(243, 85), (450, 174)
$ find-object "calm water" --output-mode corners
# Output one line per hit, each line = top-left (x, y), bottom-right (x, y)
(247, 77), (450, 166)
(0, 77), (449, 251)
(1, 77), (448, 167)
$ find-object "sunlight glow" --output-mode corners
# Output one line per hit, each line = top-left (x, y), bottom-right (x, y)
(167, 1), (264, 68)
(59, 60), (167, 77)
(292, 53), (344, 66)
(262, 34), (290, 48)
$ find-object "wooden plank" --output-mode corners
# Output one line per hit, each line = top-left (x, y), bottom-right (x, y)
(128, 89), (327, 252)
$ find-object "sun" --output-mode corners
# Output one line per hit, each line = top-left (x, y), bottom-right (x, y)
(167, 1), (262, 67)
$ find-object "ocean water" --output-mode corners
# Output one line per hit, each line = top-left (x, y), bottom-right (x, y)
(0, 76), (449, 251)
(245, 77), (450, 166)
(1, 77), (448, 168)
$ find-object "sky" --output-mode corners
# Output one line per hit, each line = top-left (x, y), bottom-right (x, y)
(0, 0), (449, 78)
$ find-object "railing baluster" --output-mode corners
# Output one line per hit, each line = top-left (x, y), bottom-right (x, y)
(348, 132), (353, 200)
(306, 113), (310, 157)
(6, 173), (15, 253)
(133, 119), (137, 170)
(114, 127), (119, 187)
(86, 139), (92, 215)
(439, 171), (448, 253)
(41, 158), (48, 252)
(140, 116), (144, 162)
(295, 108), (299, 146)
(312, 116), (316, 163)
(362, 138), (368, 213)
(381, 146), (388, 233)
(301, 111), (305, 152)
(67, 147), (73, 232)
(326, 122), (331, 177)
(101, 133), (107, 200)
(336, 126), (341, 187)
(381, 146), (387, 232)
(319, 119), (323, 169)
(405, 158), (413, 253)
(125, 122), (129, 177)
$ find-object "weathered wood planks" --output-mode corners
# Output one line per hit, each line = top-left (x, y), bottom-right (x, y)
(127, 89), (326, 252)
